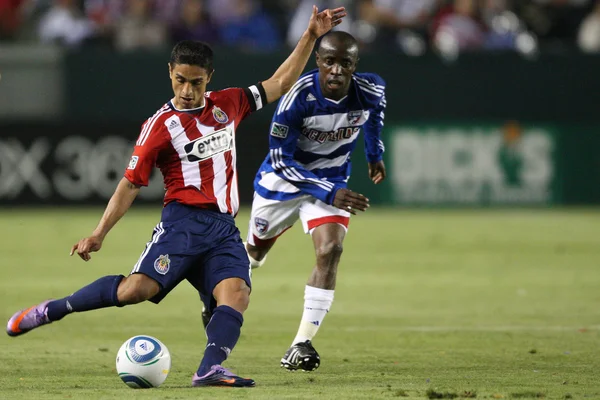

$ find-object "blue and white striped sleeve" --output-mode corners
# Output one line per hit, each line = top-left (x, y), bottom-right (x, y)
(360, 74), (386, 163)
(268, 110), (342, 205)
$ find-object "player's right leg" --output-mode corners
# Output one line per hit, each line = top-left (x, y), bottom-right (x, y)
(6, 274), (160, 337)
(280, 199), (350, 371)
(7, 220), (188, 337)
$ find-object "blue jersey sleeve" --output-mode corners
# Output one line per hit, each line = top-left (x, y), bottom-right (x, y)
(361, 73), (386, 163)
(364, 94), (386, 163)
(267, 108), (342, 205)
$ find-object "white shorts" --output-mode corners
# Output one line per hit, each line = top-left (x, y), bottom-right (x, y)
(246, 192), (351, 247)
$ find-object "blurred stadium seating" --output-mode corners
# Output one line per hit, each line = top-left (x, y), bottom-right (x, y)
(1, 0), (599, 206)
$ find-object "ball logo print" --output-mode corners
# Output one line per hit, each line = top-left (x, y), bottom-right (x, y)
(134, 340), (155, 357)
(153, 254), (170, 275)
(128, 336), (162, 363)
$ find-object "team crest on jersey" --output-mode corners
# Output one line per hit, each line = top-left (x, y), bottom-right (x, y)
(271, 122), (289, 139)
(212, 106), (229, 124)
(254, 217), (269, 234)
(127, 156), (139, 170)
(347, 110), (363, 125)
(154, 254), (170, 275)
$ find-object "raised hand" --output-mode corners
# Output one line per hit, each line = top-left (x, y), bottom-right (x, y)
(70, 235), (103, 261)
(333, 188), (369, 215)
(307, 6), (347, 39)
(368, 161), (386, 185)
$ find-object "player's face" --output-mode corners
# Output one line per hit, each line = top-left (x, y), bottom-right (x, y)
(316, 42), (358, 100)
(169, 63), (213, 109)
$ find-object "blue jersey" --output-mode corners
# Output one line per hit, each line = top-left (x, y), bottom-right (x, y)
(254, 69), (386, 205)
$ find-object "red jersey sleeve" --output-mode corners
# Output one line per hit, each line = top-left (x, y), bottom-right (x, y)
(124, 115), (170, 186)
(221, 83), (268, 121)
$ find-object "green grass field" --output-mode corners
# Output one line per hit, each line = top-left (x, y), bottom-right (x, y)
(1, 207), (599, 399)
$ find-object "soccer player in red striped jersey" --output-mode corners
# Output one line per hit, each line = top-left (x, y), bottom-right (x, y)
(6, 6), (346, 388)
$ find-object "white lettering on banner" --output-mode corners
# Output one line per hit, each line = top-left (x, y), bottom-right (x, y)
(0, 136), (164, 201)
(0, 139), (52, 199)
(391, 127), (554, 204)
(184, 127), (233, 162)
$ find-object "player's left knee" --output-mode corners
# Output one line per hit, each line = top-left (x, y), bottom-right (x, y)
(315, 241), (344, 265)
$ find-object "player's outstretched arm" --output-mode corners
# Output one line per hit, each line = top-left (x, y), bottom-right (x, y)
(261, 5), (346, 104)
(70, 177), (140, 261)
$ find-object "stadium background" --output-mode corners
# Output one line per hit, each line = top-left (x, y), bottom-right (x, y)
(1, 0), (600, 207)
(2, 1), (600, 399)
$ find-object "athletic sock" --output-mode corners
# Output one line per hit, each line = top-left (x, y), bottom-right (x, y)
(197, 305), (243, 375)
(292, 285), (334, 345)
(46, 275), (124, 321)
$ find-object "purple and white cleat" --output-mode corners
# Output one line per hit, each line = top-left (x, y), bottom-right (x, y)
(192, 365), (255, 387)
(6, 300), (52, 337)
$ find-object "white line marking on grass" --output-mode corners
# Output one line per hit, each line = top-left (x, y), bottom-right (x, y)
(340, 326), (600, 332)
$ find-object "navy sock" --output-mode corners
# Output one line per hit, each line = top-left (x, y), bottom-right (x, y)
(46, 275), (124, 321)
(198, 305), (244, 376)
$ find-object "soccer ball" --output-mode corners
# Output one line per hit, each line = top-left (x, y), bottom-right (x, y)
(115, 335), (171, 389)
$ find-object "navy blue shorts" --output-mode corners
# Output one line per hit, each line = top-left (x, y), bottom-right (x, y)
(130, 202), (251, 309)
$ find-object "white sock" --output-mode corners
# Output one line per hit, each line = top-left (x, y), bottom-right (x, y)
(244, 242), (266, 269)
(292, 285), (334, 345)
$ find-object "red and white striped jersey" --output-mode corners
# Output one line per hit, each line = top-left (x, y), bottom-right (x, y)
(124, 84), (266, 216)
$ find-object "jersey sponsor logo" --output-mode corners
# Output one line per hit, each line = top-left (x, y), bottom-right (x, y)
(301, 127), (361, 143)
(347, 110), (363, 125)
(271, 122), (289, 139)
(254, 217), (269, 234)
(154, 254), (170, 275)
(306, 93), (317, 101)
(212, 106), (229, 124)
(127, 156), (139, 170)
(184, 128), (233, 162)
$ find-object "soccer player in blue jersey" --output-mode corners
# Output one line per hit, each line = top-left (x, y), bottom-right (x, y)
(247, 31), (386, 371)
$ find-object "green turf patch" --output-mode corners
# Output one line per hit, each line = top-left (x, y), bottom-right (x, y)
(1, 208), (600, 399)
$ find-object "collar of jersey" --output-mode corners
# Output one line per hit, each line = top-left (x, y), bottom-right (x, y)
(325, 95), (348, 104)
(169, 98), (205, 113)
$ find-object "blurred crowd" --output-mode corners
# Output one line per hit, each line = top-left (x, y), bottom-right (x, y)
(1, 0), (600, 54)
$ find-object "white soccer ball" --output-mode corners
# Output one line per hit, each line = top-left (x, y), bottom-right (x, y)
(116, 335), (171, 389)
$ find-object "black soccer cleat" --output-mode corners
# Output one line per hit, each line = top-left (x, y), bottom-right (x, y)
(201, 306), (212, 330)
(281, 340), (321, 371)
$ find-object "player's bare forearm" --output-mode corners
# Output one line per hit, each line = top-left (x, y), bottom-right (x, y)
(262, 6), (346, 104)
(262, 31), (319, 103)
(92, 177), (140, 240)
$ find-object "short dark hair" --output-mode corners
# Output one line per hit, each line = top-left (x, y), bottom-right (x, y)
(317, 31), (358, 54)
(170, 41), (214, 73)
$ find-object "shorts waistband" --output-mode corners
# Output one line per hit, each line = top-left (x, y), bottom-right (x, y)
(161, 201), (235, 225)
